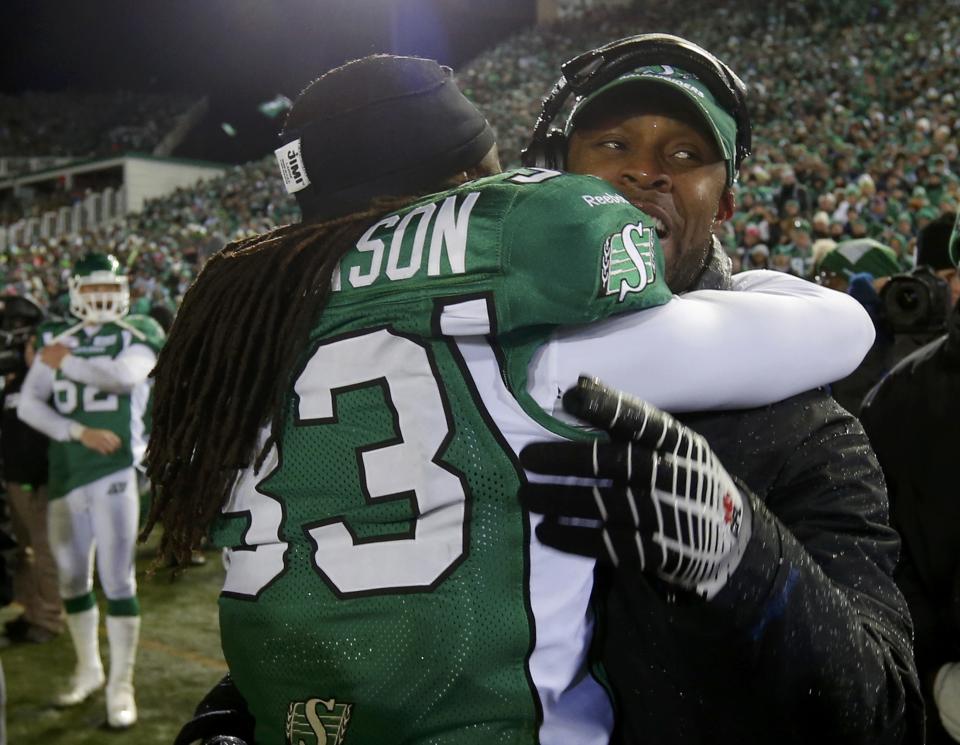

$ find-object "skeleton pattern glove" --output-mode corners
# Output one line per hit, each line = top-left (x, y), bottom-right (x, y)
(520, 376), (753, 599)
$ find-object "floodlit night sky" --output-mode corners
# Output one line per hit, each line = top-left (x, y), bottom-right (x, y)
(2, 0), (534, 161)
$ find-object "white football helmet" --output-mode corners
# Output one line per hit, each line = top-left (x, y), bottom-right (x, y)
(68, 253), (130, 324)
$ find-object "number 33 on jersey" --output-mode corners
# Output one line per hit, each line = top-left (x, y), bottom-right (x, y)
(212, 169), (671, 745)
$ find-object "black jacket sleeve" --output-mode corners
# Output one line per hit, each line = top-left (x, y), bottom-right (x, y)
(710, 396), (923, 744)
(599, 391), (923, 745)
(711, 420), (920, 742)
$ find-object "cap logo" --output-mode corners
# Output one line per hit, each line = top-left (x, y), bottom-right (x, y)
(275, 138), (311, 194)
(639, 65), (706, 100)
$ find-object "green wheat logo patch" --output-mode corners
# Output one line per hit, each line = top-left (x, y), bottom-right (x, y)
(286, 697), (352, 745)
(600, 221), (657, 301)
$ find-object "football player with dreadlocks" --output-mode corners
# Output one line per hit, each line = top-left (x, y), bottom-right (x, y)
(17, 253), (165, 729)
(152, 55), (874, 745)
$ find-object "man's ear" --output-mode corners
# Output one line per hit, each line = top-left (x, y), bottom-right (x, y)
(716, 188), (735, 222)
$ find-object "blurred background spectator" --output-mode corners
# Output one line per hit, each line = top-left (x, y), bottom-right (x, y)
(0, 296), (60, 646)
(859, 213), (960, 744)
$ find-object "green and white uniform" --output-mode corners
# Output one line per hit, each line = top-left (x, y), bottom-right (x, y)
(212, 169), (874, 745)
(213, 170), (665, 745)
(38, 316), (164, 499)
(19, 256), (159, 726)
(19, 315), (164, 606)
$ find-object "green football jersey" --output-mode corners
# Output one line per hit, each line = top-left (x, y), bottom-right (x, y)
(38, 314), (165, 498)
(212, 169), (671, 745)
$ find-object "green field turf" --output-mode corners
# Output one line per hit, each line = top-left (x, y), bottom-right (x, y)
(2, 534), (227, 744)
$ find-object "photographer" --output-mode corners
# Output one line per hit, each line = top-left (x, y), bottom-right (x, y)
(860, 211), (960, 744)
(824, 226), (956, 414)
(0, 295), (62, 644)
(915, 213), (960, 308)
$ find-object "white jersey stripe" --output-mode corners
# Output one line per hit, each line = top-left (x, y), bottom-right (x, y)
(449, 327), (614, 745)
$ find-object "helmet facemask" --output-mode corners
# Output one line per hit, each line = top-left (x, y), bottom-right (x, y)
(69, 270), (130, 324)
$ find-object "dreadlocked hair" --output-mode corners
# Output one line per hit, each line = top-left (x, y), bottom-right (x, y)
(142, 196), (417, 564)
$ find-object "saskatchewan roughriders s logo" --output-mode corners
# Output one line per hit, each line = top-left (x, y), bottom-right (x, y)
(285, 697), (353, 745)
(600, 221), (657, 301)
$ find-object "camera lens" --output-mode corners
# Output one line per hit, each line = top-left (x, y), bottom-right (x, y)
(884, 278), (930, 327)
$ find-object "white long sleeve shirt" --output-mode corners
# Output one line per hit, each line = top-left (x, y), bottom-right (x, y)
(527, 269), (872, 416)
(17, 327), (156, 443)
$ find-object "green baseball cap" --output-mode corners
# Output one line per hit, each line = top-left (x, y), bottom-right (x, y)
(950, 210), (959, 268)
(818, 238), (901, 278)
(565, 64), (739, 185)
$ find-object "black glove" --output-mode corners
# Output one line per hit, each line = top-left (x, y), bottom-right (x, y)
(519, 376), (752, 599)
(174, 675), (255, 745)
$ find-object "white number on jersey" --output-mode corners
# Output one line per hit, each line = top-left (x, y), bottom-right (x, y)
(53, 379), (119, 415)
(222, 327), (469, 599)
(220, 442), (287, 599)
(53, 379), (78, 414)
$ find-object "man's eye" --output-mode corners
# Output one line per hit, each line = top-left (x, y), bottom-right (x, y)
(672, 149), (699, 161)
(597, 140), (626, 151)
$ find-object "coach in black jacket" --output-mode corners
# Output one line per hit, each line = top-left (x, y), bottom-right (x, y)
(523, 376), (923, 744)
(522, 34), (923, 744)
(594, 389), (922, 744)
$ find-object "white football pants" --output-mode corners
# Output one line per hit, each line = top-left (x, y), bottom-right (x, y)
(47, 468), (139, 601)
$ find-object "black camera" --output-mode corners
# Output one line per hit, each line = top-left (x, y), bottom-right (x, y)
(879, 265), (951, 334)
(0, 296), (45, 377)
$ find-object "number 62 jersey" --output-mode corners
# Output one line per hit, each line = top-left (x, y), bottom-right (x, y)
(36, 315), (165, 499)
(211, 170), (672, 745)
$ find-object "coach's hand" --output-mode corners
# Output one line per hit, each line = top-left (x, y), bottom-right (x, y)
(519, 376), (753, 599)
(80, 427), (122, 455)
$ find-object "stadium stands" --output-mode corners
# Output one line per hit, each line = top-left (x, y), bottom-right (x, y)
(1, 0), (957, 306)
(0, 91), (200, 160)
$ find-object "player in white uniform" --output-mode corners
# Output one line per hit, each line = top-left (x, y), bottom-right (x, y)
(18, 253), (164, 729)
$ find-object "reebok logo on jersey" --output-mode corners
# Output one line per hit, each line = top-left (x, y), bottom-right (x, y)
(108, 481), (128, 496)
(285, 697), (352, 745)
(600, 221), (657, 301)
(582, 193), (629, 207)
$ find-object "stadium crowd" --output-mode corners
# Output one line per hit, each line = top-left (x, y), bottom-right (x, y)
(461, 0), (959, 277)
(0, 91), (197, 159)
(1, 0), (958, 308)
(1, 159), (298, 315)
